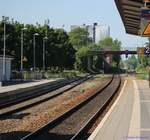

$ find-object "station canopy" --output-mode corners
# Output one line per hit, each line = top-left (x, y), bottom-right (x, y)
(115, 0), (144, 35)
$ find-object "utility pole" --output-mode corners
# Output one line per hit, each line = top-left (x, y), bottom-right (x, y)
(20, 27), (27, 72)
(2, 16), (9, 81)
(33, 33), (39, 71)
(43, 37), (48, 71)
(43, 38), (45, 71)
(148, 37), (150, 88)
(43, 19), (49, 71)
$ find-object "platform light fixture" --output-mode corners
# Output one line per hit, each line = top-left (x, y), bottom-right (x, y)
(20, 27), (27, 72)
(2, 16), (9, 81)
(43, 36), (48, 71)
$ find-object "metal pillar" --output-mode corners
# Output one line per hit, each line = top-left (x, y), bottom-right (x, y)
(148, 37), (150, 88)
(21, 30), (23, 72)
(20, 28), (27, 72)
(87, 56), (91, 71)
(33, 35), (35, 71)
(2, 17), (7, 81)
(103, 60), (105, 74)
(43, 39), (45, 71)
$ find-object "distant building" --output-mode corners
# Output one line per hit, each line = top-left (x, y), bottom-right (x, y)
(70, 23), (110, 44)
(95, 25), (110, 43)
(86, 25), (94, 40)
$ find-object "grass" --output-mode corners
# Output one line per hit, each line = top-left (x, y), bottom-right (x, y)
(94, 74), (104, 79)
(136, 73), (149, 80)
(12, 69), (105, 80)
(18, 70), (89, 80)
(80, 89), (85, 93)
(43, 70), (88, 79)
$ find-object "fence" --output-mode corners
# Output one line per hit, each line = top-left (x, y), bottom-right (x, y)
(11, 71), (43, 80)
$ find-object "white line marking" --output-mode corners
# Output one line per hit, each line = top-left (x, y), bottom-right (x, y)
(88, 80), (127, 140)
(127, 80), (140, 138)
(141, 128), (150, 131)
(140, 100), (150, 103)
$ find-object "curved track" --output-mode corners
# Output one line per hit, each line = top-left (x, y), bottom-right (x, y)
(0, 75), (92, 118)
(0, 77), (87, 109)
(21, 75), (121, 140)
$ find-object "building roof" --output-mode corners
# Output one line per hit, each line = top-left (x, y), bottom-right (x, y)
(115, 0), (144, 35)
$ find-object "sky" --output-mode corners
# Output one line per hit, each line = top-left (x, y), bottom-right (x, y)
(0, 0), (147, 47)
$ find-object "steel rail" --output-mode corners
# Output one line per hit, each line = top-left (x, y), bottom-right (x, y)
(0, 75), (92, 118)
(0, 76), (89, 109)
(71, 75), (121, 140)
(20, 75), (114, 140)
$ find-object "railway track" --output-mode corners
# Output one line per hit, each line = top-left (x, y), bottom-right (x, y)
(0, 77), (87, 109)
(0, 75), (92, 118)
(20, 74), (121, 140)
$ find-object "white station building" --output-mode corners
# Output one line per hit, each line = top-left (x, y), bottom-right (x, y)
(0, 55), (13, 81)
(71, 23), (110, 44)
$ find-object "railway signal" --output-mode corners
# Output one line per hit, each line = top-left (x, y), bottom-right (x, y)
(125, 50), (129, 58)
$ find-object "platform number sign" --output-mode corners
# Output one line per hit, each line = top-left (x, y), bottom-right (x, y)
(145, 47), (150, 55)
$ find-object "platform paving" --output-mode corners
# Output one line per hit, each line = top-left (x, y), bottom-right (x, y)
(137, 80), (150, 140)
(89, 77), (150, 140)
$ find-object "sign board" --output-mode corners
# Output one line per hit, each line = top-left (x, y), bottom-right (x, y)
(137, 47), (150, 55)
(140, 19), (150, 36)
(140, 7), (150, 36)
(23, 57), (28, 62)
(144, 47), (150, 55)
(143, 22), (150, 35)
(141, 9), (150, 18)
(137, 47), (145, 55)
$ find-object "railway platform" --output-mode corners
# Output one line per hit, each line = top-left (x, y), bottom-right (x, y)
(89, 77), (150, 140)
(0, 78), (61, 94)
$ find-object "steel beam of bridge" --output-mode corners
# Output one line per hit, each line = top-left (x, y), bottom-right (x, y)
(88, 50), (137, 55)
(89, 47), (138, 55)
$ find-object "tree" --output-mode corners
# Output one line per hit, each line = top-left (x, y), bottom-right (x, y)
(0, 18), (76, 71)
(126, 55), (138, 70)
(98, 37), (121, 65)
(112, 39), (121, 65)
(47, 29), (76, 69)
(75, 43), (99, 72)
(75, 46), (90, 71)
(98, 37), (113, 49)
(69, 27), (92, 50)
(136, 40), (150, 72)
(0, 21), (23, 70)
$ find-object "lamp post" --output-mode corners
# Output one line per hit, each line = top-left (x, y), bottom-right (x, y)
(44, 19), (50, 36)
(21, 27), (27, 72)
(33, 33), (39, 71)
(43, 37), (48, 71)
(2, 16), (9, 81)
